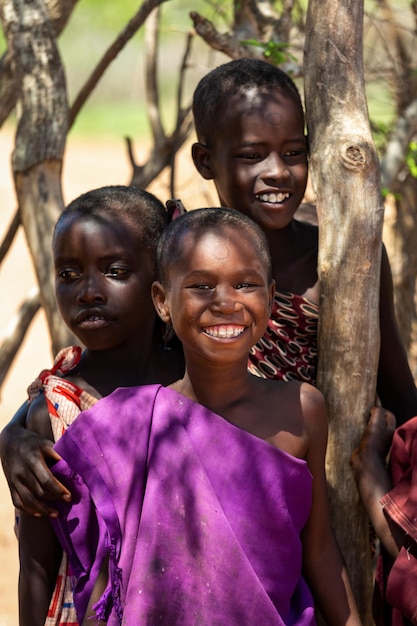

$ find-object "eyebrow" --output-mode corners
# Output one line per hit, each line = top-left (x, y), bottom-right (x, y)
(182, 268), (265, 279)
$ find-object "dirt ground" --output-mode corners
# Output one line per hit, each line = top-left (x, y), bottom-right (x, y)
(0, 125), (213, 625)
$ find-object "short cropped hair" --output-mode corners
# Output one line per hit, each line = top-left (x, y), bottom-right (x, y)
(156, 207), (272, 286)
(193, 58), (303, 145)
(54, 186), (169, 270)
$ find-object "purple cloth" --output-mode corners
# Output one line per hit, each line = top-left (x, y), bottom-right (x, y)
(51, 385), (315, 625)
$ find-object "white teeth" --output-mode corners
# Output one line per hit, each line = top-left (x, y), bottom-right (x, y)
(204, 325), (245, 338)
(257, 192), (290, 203)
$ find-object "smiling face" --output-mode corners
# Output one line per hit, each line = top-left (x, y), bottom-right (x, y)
(153, 226), (275, 367)
(192, 88), (308, 232)
(53, 213), (156, 352)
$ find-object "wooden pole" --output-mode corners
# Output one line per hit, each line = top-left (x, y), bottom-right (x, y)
(304, 1), (384, 620)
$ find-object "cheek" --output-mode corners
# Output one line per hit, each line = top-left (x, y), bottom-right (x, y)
(55, 287), (71, 312)
(294, 164), (308, 186)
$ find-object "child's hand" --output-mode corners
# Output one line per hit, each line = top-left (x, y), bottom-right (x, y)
(0, 424), (71, 517)
(351, 406), (404, 559)
(350, 406), (396, 481)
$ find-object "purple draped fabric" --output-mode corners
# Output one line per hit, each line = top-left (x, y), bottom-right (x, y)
(51, 385), (315, 625)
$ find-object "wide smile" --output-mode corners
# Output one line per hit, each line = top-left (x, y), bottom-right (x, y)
(202, 324), (246, 339)
(255, 192), (290, 204)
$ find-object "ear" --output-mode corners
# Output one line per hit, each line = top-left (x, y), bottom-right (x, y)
(268, 280), (276, 313)
(151, 281), (171, 324)
(191, 142), (214, 181)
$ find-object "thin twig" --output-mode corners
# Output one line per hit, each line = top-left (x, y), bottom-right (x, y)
(69, 0), (168, 127)
(0, 208), (20, 265)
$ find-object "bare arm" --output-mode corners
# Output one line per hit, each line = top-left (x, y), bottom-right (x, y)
(19, 512), (62, 626)
(17, 397), (64, 625)
(301, 386), (362, 625)
(350, 406), (404, 560)
(377, 245), (417, 425)
(0, 400), (70, 517)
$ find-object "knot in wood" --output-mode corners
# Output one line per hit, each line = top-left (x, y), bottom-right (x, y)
(343, 143), (366, 171)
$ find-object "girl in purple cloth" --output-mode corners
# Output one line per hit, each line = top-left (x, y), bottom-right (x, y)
(50, 208), (361, 625)
(15, 185), (184, 626)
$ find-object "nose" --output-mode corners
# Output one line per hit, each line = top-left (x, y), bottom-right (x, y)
(261, 152), (290, 183)
(76, 272), (106, 305)
(210, 285), (243, 315)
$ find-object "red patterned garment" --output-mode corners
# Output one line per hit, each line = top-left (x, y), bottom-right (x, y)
(248, 290), (318, 385)
(27, 346), (98, 626)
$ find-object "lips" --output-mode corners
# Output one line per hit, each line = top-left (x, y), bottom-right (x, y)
(255, 191), (290, 203)
(203, 325), (245, 339)
(75, 310), (112, 328)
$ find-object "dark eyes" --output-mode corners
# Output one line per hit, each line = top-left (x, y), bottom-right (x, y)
(236, 282), (257, 290)
(105, 267), (130, 278)
(57, 266), (131, 281)
(188, 283), (258, 292)
(237, 150), (306, 161)
(57, 269), (79, 281)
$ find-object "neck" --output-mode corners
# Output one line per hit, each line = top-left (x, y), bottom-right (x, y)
(264, 219), (300, 259)
(172, 356), (251, 416)
(80, 334), (155, 396)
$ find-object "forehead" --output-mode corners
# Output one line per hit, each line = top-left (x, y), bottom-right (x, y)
(219, 88), (304, 133)
(53, 213), (143, 256)
(178, 226), (265, 268)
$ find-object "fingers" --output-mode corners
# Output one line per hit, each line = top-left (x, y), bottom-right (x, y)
(11, 484), (60, 518)
(365, 406), (395, 434)
(7, 443), (71, 517)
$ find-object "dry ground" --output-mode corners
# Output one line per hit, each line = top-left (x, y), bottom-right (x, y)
(0, 125), (213, 625)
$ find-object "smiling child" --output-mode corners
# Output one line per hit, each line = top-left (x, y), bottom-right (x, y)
(49, 208), (361, 626)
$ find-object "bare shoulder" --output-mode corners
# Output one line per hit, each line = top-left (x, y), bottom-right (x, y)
(263, 377), (323, 407)
(252, 378), (326, 457)
(299, 382), (328, 436)
(26, 393), (53, 440)
(299, 382), (327, 417)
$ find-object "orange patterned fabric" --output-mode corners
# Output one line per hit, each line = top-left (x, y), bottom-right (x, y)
(27, 346), (98, 626)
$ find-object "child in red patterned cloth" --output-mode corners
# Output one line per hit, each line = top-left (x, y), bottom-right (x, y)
(191, 58), (417, 418)
(14, 185), (184, 626)
(351, 407), (417, 626)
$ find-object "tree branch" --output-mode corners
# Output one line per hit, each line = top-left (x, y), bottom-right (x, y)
(0, 208), (20, 265)
(189, 11), (253, 59)
(127, 16), (194, 191)
(0, 288), (41, 396)
(145, 7), (165, 144)
(380, 97), (417, 190)
(69, 0), (169, 127)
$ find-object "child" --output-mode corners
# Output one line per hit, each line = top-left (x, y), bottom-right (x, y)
(351, 408), (417, 625)
(191, 58), (417, 423)
(16, 185), (184, 626)
(48, 208), (361, 625)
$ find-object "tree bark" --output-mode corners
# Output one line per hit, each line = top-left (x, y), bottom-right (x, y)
(0, 0), (74, 354)
(304, 1), (384, 620)
(0, 0), (78, 127)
